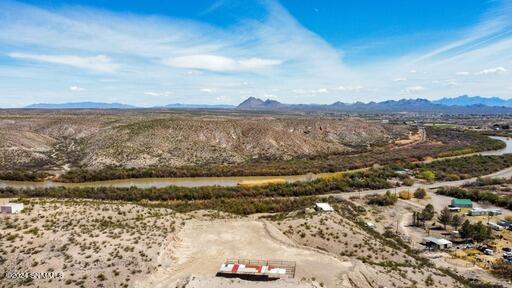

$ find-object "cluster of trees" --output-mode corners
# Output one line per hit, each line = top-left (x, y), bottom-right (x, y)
(459, 220), (492, 242)
(0, 169), (396, 202)
(412, 204), (435, 226)
(427, 127), (505, 152)
(436, 186), (512, 210)
(412, 205), (465, 235)
(0, 171), (49, 182)
(409, 154), (512, 181)
(412, 204), (491, 241)
(54, 128), (504, 183)
(143, 196), (323, 215)
(59, 150), (512, 186)
(437, 207), (464, 230)
(464, 177), (508, 187)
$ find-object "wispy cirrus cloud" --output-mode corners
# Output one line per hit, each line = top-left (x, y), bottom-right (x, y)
(0, 0), (511, 107)
(8, 53), (118, 73)
(164, 54), (282, 72)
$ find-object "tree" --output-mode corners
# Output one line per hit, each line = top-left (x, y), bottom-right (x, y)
(450, 214), (463, 230)
(420, 204), (435, 221)
(414, 188), (427, 199)
(460, 220), (492, 242)
(460, 220), (472, 239)
(472, 222), (492, 242)
(419, 169), (435, 182)
(438, 207), (452, 230)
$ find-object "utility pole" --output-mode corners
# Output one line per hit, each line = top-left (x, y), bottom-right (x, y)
(396, 212), (400, 234)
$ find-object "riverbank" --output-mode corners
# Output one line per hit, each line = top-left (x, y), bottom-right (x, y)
(0, 134), (508, 189)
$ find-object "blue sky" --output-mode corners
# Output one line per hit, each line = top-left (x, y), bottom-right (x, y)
(0, 0), (511, 107)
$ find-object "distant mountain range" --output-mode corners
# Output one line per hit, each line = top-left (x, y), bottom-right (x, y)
(24, 102), (236, 109)
(236, 96), (512, 114)
(433, 95), (512, 107)
(164, 103), (235, 109)
(22, 95), (512, 114)
(25, 102), (136, 109)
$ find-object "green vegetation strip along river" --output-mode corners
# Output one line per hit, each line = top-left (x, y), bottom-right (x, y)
(3, 154), (512, 208)
(0, 135), (510, 189)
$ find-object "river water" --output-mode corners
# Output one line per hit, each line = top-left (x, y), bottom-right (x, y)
(1, 136), (511, 189)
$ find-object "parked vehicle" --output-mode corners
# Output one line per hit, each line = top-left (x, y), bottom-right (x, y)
(484, 248), (493, 256)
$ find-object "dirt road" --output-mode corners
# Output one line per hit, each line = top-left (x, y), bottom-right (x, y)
(332, 167), (512, 200)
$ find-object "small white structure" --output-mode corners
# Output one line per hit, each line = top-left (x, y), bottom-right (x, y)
(498, 219), (512, 228)
(423, 237), (452, 250)
(487, 222), (504, 231)
(448, 206), (461, 212)
(0, 203), (24, 214)
(315, 203), (334, 212)
(468, 207), (502, 216)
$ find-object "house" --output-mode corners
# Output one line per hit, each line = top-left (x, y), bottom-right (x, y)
(423, 237), (452, 250)
(451, 198), (473, 208)
(0, 203), (24, 214)
(315, 203), (334, 212)
(468, 208), (502, 216)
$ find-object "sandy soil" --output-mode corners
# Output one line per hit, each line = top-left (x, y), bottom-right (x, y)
(0, 199), (183, 288)
(171, 275), (319, 288)
(137, 219), (353, 288)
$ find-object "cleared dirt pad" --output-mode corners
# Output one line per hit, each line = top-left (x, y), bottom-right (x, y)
(138, 219), (353, 288)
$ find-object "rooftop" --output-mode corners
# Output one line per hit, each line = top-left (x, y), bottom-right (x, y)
(451, 198), (472, 205)
(423, 237), (452, 246)
(315, 203), (334, 212)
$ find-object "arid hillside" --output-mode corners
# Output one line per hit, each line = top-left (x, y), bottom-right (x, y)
(0, 198), (466, 288)
(0, 110), (411, 172)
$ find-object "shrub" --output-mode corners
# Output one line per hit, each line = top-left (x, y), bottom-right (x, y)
(398, 191), (412, 200)
(402, 178), (415, 186)
(367, 191), (398, 206)
(418, 169), (435, 182)
(414, 188), (427, 199)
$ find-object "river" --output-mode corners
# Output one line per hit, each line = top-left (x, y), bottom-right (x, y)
(1, 136), (511, 189)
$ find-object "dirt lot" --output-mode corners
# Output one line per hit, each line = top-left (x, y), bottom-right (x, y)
(138, 219), (353, 288)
